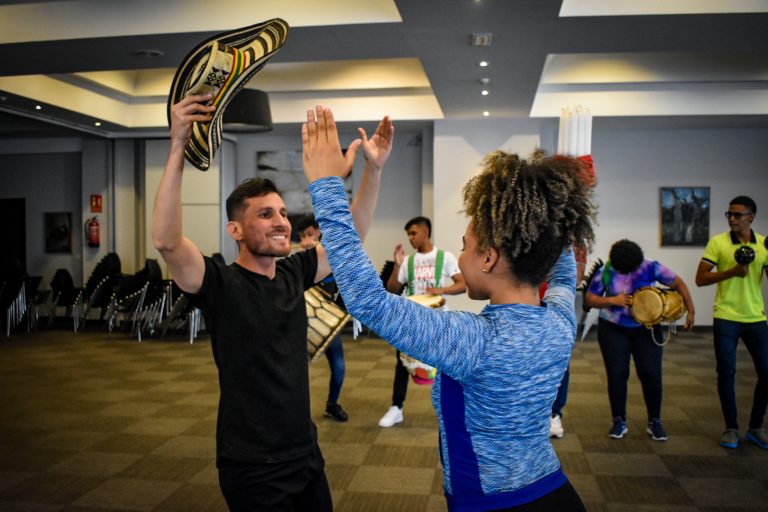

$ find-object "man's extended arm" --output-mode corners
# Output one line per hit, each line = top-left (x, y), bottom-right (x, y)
(150, 94), (214, 293)
(695, 259), (748, 287)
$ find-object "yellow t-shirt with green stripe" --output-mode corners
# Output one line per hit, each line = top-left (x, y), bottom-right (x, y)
(701, 230), (767, 322)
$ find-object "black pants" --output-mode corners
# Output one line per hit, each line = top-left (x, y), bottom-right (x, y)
(218, 446), (332, 512)
(598, 318), (663, 421)
(392, 349), (409, 408)
(491, 481), (586, 511)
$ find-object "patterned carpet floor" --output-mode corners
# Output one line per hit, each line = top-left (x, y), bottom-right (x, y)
(0, 327), (767, 511)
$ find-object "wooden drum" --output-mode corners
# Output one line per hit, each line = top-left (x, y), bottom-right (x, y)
(305, 286), (350, 362)
(399, 294), (444, 384)
(630, 287), (686, 328)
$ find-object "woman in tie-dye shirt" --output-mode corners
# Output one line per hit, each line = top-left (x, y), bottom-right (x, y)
(585, 239), (694, 442)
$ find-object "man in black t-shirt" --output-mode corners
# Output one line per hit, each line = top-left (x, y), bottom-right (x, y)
(153, 97), (393, 511)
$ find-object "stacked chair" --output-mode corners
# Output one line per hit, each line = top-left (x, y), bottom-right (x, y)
(159, 280), (202, 343)
(155, 252), (224, 344)
(47, 268), (79, 329)
(104, 258), (164, 341)
(74, 253), (122, 330)
(1, 258), (28, 337)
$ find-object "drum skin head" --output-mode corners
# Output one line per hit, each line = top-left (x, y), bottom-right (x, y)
(407, 294), (445, 308)
(632, 287), (665, 326)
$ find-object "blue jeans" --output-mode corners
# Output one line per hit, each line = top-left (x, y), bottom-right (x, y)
(552, 367), (569, 417)
(597, 318), (663, 421)
(713, 318), (768, 430)
(324, 334), (345, 405)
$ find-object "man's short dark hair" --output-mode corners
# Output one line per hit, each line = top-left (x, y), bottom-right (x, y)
(296, 214), (319, 234)
(226, 178), (280, 221)
(405, 216), (432, 237)
(609, 239), (644, 274)
(730, 196), (757, 215)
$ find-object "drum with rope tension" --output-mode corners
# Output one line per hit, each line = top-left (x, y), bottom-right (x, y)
(630, 287), (686, 328)
(399, 294), (445, 384)
(305, 285), (350, 362)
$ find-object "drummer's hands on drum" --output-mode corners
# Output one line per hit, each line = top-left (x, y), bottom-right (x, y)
(425, 286), (442, 296)
(302, 105), (361, 183)
(611, 292), (632, 308)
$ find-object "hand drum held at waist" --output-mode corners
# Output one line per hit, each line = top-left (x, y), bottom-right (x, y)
(630, 287), (686, 328)
(305, 286), (350, 362)
(407, 294), (445, 309)
(399, 294), (445, 385)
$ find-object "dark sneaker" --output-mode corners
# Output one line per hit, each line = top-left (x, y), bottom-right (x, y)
(325, 402), (348, 422)
(720, 428), (740, 449)
(746, 428), (768, 450)
(646, 418), (668, 441)
(609, 417), (628, 439)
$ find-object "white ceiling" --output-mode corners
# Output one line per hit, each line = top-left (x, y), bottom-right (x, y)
(0, 0), (766, 137)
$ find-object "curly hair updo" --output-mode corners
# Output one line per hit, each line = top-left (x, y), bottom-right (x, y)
(462, 150), (596, 286)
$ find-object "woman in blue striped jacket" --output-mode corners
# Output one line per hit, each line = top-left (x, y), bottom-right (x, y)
(303, 106), (595, 512)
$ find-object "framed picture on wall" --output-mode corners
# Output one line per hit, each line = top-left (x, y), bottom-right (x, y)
(659, 186), (710, 246)
(44, 212), (72, 253)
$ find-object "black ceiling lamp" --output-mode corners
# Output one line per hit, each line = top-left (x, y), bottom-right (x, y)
(222, 89), (273, 133)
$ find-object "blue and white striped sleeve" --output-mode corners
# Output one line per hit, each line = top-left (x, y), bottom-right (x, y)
(309, 177), (486, 381)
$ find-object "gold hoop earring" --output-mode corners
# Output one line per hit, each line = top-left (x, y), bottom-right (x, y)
(482, 267), (489, 273)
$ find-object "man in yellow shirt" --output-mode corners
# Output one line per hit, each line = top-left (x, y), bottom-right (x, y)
(696, 196), (768, 450)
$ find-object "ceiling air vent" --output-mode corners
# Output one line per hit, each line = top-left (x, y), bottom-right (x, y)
(471, 32), (492, 46)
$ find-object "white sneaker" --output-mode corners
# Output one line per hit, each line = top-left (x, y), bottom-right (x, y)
(378, 406), (403, 428)
(549, 414), (564, 438)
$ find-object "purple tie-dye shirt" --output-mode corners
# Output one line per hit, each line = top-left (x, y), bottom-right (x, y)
(587, 260), (677, 327)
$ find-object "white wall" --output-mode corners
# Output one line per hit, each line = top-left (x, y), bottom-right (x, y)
(433, 118), (547, 314)
(113, 139), (140, 274)
(81, 139), (111, 281)
(144, 139), (221, 279)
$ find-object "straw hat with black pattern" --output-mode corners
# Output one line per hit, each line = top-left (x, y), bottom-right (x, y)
(168, 18), (289, 171)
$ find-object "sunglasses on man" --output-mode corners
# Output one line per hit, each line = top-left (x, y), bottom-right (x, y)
(724, 211), (752, 219)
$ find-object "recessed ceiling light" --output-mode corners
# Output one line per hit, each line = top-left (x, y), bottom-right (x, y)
(132, 49), (165, 59)
(481, 90), (489, 96)
(94, 122), (102, 127)
(479, 61), (488, 67)
(35, 105), (42, 110)
(483, 111), (490, 117)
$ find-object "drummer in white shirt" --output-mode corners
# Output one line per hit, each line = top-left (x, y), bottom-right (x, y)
(379, 216), (466, 427)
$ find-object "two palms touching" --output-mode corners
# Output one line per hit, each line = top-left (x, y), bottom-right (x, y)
(302, 105), (394, 183)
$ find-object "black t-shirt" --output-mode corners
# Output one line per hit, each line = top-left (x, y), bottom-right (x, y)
(189, 249), (318, 464)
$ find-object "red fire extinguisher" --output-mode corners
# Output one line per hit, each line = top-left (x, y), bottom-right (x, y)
(85, 216), (100, 248)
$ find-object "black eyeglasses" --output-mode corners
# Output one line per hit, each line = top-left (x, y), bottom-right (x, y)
(724, 211), (751, 219)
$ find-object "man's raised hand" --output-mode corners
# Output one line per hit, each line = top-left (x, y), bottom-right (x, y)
(359, 116), (394, 171)
(169, 93), (215, 148)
